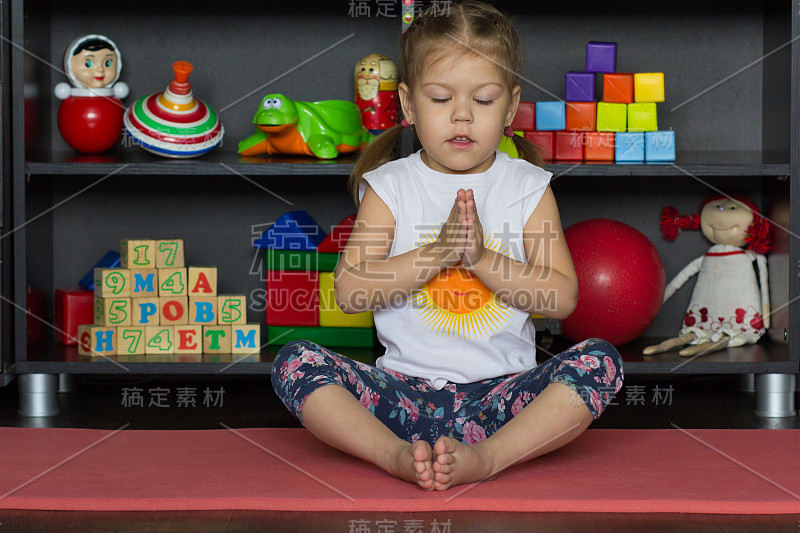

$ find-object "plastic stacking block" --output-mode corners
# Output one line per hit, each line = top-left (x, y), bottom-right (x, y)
(554, 131), (584, 161)
(79, 250), (121, 290)
(175, 325), (203, 354)
(318, 272), (374, 328)
(584, 132), (616, 161)
(634, 73), (665, 103)
(510, 102), (536, 131)
(524, 131), (555, 160)
(78, 325), (116, 356)
(118, 327), (146, 355)
(565, 72), (595, 102)
(267, 325), (375, 348)
(253, 210), (327, 251)
(189, 296), (218, 325)
(596, 102), (627, 132)
(94, 296), (131, 327)
(203, 325), (232, 354)
(94, 268), (131, 298)
(585, 41), (617, 73)
(132, 298), (160, 326)
(231, 324), (261, 355)
(318, 214), (357, 253)
(615, 132), (646, 161)
(145, 326), (174, 354)
(603, 73), (634, 103)
(535, 101), (566, 131)
(218, 295), (247, 325)
(266, 270), (319, 326)
(121, 239), (156, 269)
(645, 131), (676, 161)
(265, 249), (339, 272)
(565, 102), (596, 131)
(627, 103), (658, 132)
(160, 296), (189, 326)
(188, 266), (217, 297)
(55, 288), (94, 345)
(155, 239), (185, 268)
(131, 269), (158, 298)
(158, 268), (188, 297)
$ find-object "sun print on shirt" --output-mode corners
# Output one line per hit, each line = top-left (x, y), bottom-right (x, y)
(408, 227), (515, 339)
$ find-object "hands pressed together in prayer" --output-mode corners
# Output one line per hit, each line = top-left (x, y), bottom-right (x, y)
(435, 188), (485, 269)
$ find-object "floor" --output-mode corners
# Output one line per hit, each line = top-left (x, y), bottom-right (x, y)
(0, 372), (798, 532)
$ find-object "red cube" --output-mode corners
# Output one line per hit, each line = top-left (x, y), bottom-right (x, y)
(555, 131), (584, 161)
(523, 131), (555, 161)
(266, 271), (319, 326)
(55, 288), (94, 345)
(511, 102), (536, 131)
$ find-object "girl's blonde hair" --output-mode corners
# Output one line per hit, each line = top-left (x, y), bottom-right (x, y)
(347, 0), (543, 205)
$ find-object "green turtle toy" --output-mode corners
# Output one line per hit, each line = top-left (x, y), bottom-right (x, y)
(238, 94), (373, 159)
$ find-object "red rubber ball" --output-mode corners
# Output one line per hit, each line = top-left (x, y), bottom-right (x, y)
(561, 219), (665, 346)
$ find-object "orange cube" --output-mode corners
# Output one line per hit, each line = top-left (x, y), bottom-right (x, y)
(603, 73), (634, 103)
(523, 131), (555, 161)
(584, 132), (616, 161)
(565, 102), (596, 131)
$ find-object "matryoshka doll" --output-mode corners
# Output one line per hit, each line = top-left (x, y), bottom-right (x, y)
(54, 34), (129, 153)
(354, 53), (399, 135)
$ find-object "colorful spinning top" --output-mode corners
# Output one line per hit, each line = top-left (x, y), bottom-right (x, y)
(124, 61), (223, 158)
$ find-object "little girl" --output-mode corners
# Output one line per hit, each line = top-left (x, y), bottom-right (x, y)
(272, 0), (623, 491)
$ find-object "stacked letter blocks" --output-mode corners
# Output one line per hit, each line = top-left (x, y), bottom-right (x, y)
(78, 239), (260, 357)
(254, 211), (375, 348)
(509, 41), (675, 163)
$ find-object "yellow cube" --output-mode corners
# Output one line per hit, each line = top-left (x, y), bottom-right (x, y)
(634, 73), (664, 103)
(318, 272), (374, 328)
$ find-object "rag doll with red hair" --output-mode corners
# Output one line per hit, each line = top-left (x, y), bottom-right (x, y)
(643, 196), (770, 357)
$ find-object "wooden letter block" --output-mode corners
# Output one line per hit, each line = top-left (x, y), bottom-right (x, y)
(319, 272), (374, 328)
(131, 269), (159, 298)
(175, 325), (203, 354)
(158, 268), (188, 297)
(145, 326), (174, 354)
(118, 327), (145, 355)
(132, 298), (160, 326)
(156, 239), (185, 268)
(203, 325), (232, 354)
(94, 268), (131, 298)
(188, 266), (217, 297)
(217, 295), (247, 325)
(78, 325), (116, 356)
(160, 296), (189, 325)
(189, 296), (217, 325)
(121, 239), (156, 269)
(94, 296), (131, 327)
(232, 324), (261, 355)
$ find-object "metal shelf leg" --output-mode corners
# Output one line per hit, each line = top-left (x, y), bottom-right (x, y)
(17, 373), (60, 417)
(754, 373), (797, 418)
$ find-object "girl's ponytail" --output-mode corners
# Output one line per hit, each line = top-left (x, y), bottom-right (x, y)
(347, 123), (404, 206)
(510, 133), (544, 168)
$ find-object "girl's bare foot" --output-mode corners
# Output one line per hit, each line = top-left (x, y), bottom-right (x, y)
(385, 439), (436, 490)
(432, 436), (495, 491)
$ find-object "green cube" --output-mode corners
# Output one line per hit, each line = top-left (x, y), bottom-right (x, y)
(627, 103), (658, 132)
(265, 249), (340, 272)
(596, 102), (627, 132)
(267, 325), (375, 348)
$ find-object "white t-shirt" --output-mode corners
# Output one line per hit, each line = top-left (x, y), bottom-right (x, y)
(358, 149), (552, 389)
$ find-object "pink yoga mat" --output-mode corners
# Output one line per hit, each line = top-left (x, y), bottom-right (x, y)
(1, 427), (798, 513)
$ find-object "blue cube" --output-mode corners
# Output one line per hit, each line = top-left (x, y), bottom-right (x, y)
(645, 131), (676, 161)
(615, 132), (645, 162)
(535, 101), (566, 131)
(586, 41), (617, 74)
(79, 250), (121, 291)
(565, 72), (595, 102)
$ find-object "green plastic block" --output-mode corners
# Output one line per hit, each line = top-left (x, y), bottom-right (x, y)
(265, 249), (340, 272)
(267, 325), (376, 348)
(627, 103), (658, 132)
(595, 102), (627, 132)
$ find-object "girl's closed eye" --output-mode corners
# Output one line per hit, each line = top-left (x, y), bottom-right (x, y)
(431, 96), (451, 103)
(474, 98), (494, 106)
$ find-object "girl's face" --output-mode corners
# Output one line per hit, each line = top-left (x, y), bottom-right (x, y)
(700, 198), (754, 246)
(399, 52), (520, 174)
(70, 48), (118, 88)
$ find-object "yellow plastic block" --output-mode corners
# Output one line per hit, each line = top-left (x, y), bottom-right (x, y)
(634, 73), (664, 103)
(118, 327), (146, 355)
(156, 239), (185, 268)
(121, 239), (156, 269)
(318, 272), (374, 328)
(94, 296), (131, 327)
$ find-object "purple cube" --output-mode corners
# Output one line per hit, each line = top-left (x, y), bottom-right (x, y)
(585, 41), (617, 74)
(565, 71), (595, 102)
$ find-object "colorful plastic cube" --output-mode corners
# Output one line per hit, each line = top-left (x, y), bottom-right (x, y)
(565, 102), (596, 131)
(265, 249), (339, 272)
(634, 73), (664, 103)
(524, 131), (555, 160)
(265, 270), (319, 326)
(253, 210), (327, 251)
(584, 132), (616, 161)
(596, 102), (627, 132)
(535, 101), (566, 131)
(317, 214), (357, 253)
(565, 72), (595, 102)
(554, 131), (584, 161)
(627, 103), (658, 132)
(267, 325), (374, 348)
(511, 102), (536, 131)
(55, 288), (94, 345)
(645, 131), (676, 161)
(602, 73), (634, 103)
(318, 272), (374, 328)
(585, 41), (617, 73)
(615, 132), (645, 162)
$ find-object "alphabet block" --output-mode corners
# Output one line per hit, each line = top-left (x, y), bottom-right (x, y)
(121, 239), (156, 269)
(188, 266), (217, 297)
(78, 325), (116, 356)
(131, 269), (159, 298)
(175, 325), (203, 354)
(94, 296), (131, 327)
(158, 268), (188, 296)
(145, 326), (174, 354)
(318, 272), (373, 328)
(55, 288), (94, 345)
(189, 296), (218, 325)
(94, 268), (131, 298)
(132, 297), (160, 326)
(160, 296), (189, 326)
(231, 324), (261, 355)
(117, 327), (146, 355)
(203, 325), (232, 353)
(156, 239), (185, 268)
(218, 295), (247, 325)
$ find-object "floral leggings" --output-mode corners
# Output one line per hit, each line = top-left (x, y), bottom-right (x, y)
(271, 338), (623, 445)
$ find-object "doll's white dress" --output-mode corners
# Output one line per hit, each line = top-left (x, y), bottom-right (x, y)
(664, 244), (768, 348)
